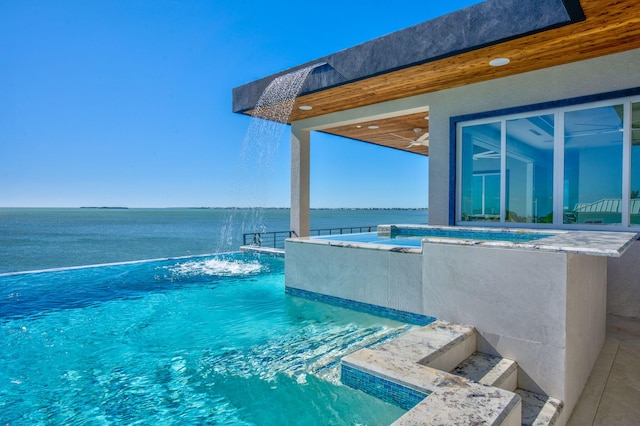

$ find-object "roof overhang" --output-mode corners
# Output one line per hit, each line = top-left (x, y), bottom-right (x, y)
(232, 0), (640, 156)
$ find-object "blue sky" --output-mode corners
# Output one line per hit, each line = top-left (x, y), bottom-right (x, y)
(0, 0), (477, 208)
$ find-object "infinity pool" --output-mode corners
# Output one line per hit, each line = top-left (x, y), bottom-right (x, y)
(0, 253), (406, 425)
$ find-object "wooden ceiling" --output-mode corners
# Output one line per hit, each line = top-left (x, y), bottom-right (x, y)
(319, 111), (431, 155)
(249, 0), (640, 156)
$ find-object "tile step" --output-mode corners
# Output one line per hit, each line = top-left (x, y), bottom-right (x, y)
(451, 351), (518, 391)
(341, 348), (521, 426)
(517, 389), (564, 426)
(375, 319), (476, 371)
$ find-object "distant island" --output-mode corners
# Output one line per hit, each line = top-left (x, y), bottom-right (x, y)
(80, 206), (129, 209)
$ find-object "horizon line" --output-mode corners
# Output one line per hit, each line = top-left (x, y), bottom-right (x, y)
(0, 206), (429, 210)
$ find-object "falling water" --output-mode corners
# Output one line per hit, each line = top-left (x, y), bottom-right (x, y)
(218, 63), (324, 250)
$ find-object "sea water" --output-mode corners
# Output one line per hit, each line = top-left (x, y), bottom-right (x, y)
(0, 253), (408, 425)
(0, 208), (427, 274)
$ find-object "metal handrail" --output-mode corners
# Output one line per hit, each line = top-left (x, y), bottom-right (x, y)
(242, 226), (375, 250)
(242, 230), (294, 249)
(309, 226), (374, 236)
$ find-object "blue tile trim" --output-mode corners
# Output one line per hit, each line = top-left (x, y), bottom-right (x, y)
(341, 364), (428, 411)
(284, 287), (435, 326)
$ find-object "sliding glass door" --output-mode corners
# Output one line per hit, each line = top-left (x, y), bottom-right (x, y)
(457, 96), (640, 229)
(563, 105), (623, 225)
(460, 122), (501, 222)
(506, 115), (554, 223)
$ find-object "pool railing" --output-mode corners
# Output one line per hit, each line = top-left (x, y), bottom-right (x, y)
(242, 226), (376, 250)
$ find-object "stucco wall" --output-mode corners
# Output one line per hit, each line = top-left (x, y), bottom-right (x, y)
(608, 240), (640, 319)
(422, 244), (569, 396)
(565, 253), (608, 423)
(420, 243), (607, 425)
(284, 241), (423, 314)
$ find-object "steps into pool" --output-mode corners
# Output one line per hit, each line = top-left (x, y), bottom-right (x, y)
(341, 319), (563, 425)
(516, 389), (564, 426)
(374, 320), (477, 371)
(451, 351), (518, 391)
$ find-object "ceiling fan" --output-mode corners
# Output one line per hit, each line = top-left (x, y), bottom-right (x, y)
(389, 128), (429, 148)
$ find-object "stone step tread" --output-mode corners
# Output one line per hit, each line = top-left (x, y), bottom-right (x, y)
(452, 352), (518, 391)
(376, 319), (475, 365)
(516, 389), (563, 426)
(342, 347), (521, 426)
(342, 347), (459, 394)
(393, 385), (522, 426)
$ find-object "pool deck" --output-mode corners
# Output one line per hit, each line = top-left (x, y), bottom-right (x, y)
(568, 314), (640, 425)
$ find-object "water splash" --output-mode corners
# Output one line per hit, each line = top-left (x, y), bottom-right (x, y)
(167, 258), (264, 277)
(218, 63), (324, 251)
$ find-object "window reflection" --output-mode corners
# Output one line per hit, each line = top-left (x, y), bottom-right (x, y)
(460, 123), (501, 221)
(506, 115), (554, 223)
(563, 105), (623, 225)
(458, 99), (639, 228)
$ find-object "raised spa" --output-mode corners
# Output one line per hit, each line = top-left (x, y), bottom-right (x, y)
(313, 225), (555, 248)
(285, 225), (638, 424)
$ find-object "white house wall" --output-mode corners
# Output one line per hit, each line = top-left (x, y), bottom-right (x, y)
(292, 48), (640, 319)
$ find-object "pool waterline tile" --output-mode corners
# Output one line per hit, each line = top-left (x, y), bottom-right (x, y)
(284, 286), (435, 326)
(341, 364), (428, 411)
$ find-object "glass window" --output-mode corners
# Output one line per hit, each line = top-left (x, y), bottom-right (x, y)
(563, 105), (624, 225)
(631, 102), (640, 224)
(460, 122), (501, 221)
(506, 115), (554, 223)
(458, 98), (639, 228)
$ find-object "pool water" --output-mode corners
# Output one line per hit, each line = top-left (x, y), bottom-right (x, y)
(314, 228), (553, 247)
(314, 232), (423, 247)
(0, 253), (407, 425)
(390, 227), (553, 242)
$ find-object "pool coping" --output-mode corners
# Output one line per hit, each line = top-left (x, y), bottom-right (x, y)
(289, 225), (639, 258)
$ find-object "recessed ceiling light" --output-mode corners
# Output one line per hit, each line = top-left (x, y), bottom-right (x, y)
(489, 58), (510, 67)
(299, 105), (312, 110)
(424, 116), (430, 120)
(356, 125), (362, 128)
(368, 125), (379, 129)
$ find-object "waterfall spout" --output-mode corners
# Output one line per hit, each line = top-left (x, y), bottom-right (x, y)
(252, 62), (326, 123)
(218, 63), (324, 251)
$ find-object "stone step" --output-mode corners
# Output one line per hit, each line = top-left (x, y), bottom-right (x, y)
(341, 348), (521, 426)
(517, 389), (563, 426)
(396, 386), (522, 426)
(375, 319), (476, 371)
(451, 351), (518, 391)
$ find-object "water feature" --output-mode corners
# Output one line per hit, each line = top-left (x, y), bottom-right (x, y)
(219, 63), (325, 250)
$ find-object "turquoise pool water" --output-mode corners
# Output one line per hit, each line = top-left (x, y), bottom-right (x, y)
(0, 253), (406, 425)
(314, 228), (553, 247)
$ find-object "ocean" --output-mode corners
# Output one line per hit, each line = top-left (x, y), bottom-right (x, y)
(0, 208), (427, 274)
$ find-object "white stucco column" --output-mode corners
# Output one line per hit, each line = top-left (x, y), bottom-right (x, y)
(291, 124), (310, 237)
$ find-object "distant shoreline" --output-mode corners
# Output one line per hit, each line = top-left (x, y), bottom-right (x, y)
(2, 206), (428, 211)
(145, 207), (428, 211)
(80, 206), (129, 209)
